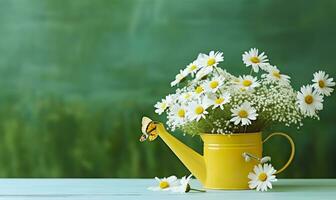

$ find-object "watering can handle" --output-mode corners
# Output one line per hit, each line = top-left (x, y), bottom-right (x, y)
(263, 132), (295, 175)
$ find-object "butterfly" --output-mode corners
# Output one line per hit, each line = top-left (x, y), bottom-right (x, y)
(140, 116), (159, 142)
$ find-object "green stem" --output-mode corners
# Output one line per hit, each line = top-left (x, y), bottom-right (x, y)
(190, 188), (206, 192)
(204, 118), (215, 130)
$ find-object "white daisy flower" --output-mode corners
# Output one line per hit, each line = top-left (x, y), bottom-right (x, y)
(297, 85), (324, 117)
(154, 94), (176, 115)
(312, 71), (335, 96)
(170, 175), (206, 193)
(262, 65), (290, 85)
(170, 175), (192, 193)
(185, 61), (201, 77)
(195, 51), (224, 80)
(235, 75), (260, 91)
(148, 176), (179, 191)
(195, 66), (212, 80)
(179, 92), (195, 103)
(170, 105), (188, 126)
(230, 102), (258, 126)
(154, 99), (168, 115)
(203, 76), (225, 93)
(187, 100), (209, 121)
(242, 48), (269, 73)
(248, 163), (277, 192)
(206, 92), (231, 110)
(198, 50), (224, 68)
(164, 94), (176, 107)
(171, 69), (188, 87)
(194, 85), (205, 96)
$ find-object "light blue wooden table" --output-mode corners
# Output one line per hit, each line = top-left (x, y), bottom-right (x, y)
(0, 179), (335, 200)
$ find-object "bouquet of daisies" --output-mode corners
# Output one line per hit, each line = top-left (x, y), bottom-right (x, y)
(154, 48), (335, 135)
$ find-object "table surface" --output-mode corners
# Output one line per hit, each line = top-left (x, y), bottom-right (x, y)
(0, 179), (335, 200)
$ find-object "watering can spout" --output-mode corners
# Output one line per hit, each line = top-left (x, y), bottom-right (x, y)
(155, 123), (206, 184)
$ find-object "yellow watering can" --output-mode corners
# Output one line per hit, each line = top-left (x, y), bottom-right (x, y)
(141, 117), (295, 190)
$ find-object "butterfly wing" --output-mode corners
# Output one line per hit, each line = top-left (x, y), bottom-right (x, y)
(141, 117), (152, 135)
(147, 122), (158, 141)
(140, 116), (158, 142)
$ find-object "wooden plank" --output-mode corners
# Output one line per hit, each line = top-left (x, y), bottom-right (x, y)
(0, 179), (334, 200)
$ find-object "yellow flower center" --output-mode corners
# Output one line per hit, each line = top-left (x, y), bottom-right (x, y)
(250, 56), (260, 63)
(242, 79), (252, 87)
(195, 86), (204, 94)
(207, 58), (216, 66)
(159, 181), (169, 189)
(238, 110), (248, 118)
(272, 71), (281, 79)
(195, 106), (204, 115)
(318, 80), (325, 88)
(177, 109), (185, 118)
(160, 103), (167, 109)
(215, 98), (224, 104)
(304, 95), (314, 104)
(184, 93), (191, 99)
(210, 81), (219, 89)
(189, 65), (197, 71)
(258, 172), (268, 182)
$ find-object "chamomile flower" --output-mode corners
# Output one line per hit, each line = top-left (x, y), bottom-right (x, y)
(171, 69), (188, 87)
(207, 92), (231, 110)
(170, 175), (192, 193)
(185, 61), (201, 77)
(170, 105), (188, 126)
(194, 85), (205, 96)
(195, 67), (212, 80)
(179, 92), (194, 103)
(242, 48), (269, 73)
(187, 100), (209, 121)
(297, 85), (323, 117)
(148, 176), (179, 191)
(154, 99), (168, 115)
(262, 65), (290, 85)
(164, 94), (176, 107)
(195, 51), (224, 80)
(312, 71), (335, 96)
(236, 75), (260, 91)
(230, 102), (258, 126)
(198, 51), (224, 68)
(204, 76), (224, 93)
(248, 163), (277, 192)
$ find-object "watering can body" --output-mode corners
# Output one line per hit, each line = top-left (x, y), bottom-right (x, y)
(155, 123), (294, 190)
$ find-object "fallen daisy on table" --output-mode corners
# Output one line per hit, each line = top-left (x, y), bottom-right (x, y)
(248, 163), (277, 192)
(171, 174), (206, 193)
(148, 175), (205, 193)
(147, 176), (179, 191)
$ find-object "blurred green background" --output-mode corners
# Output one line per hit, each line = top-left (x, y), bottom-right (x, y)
(0, 0), (335, 178)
